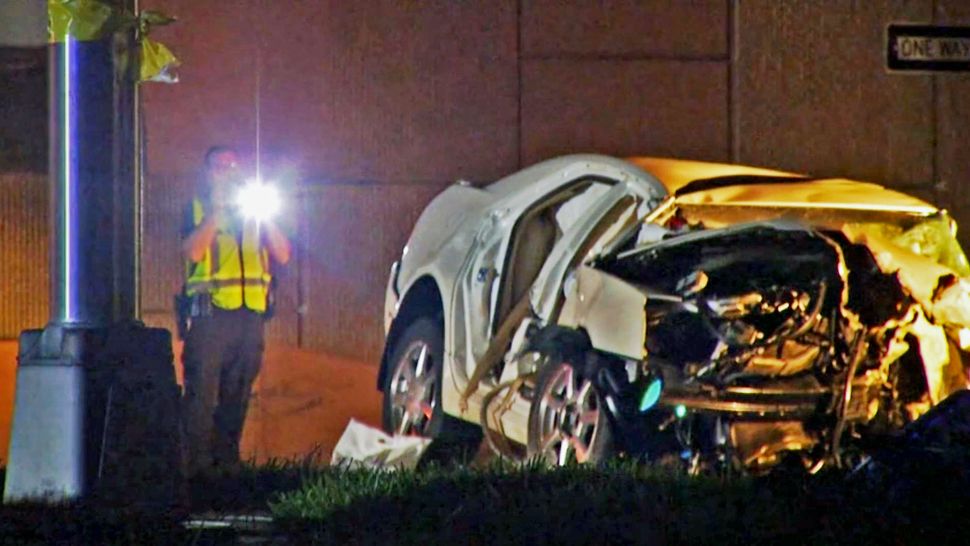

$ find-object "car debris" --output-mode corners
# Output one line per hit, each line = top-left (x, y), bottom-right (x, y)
(331, 419), (432, 470)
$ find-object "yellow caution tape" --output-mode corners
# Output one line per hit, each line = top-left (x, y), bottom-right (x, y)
(138, 10), (177, 31)
(140, 37), (180, 83)
(48, 0), (126, 43)
(48, 1), (181, 84)
(137, 10), (179, 83)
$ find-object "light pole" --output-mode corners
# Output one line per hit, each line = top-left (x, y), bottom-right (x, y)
(4, 0), (179, 506)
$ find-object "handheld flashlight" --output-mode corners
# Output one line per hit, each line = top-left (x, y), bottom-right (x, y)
(235, 179), (282, 222)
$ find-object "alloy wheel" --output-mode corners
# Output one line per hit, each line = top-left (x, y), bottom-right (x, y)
(388, 340), (439, 436)
(533, 362), (602, 465)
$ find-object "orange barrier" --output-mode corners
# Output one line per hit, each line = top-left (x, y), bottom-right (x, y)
(0, 342), (15, 468)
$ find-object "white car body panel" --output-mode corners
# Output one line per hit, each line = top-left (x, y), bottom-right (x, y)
(529, 186), (649, 322)
(558, 266), (649, 361)
(387, 155), (667, 421)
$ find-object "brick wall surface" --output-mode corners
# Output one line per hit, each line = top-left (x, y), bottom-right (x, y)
(0, 174), (47, 337)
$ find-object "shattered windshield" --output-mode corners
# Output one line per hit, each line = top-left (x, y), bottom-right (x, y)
(847, 213), (970, 277)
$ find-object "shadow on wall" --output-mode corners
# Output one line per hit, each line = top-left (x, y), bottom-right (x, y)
(0, 49), (46, 173)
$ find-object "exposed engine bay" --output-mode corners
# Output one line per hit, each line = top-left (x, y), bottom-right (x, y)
(488, 215), (970, 474)
(602, 223), (912, 471)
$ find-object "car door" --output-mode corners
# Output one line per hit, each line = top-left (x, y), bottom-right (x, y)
(450, 205), (513, 380)
(450, 179), (619, 385)
(530, 180), (658, 324)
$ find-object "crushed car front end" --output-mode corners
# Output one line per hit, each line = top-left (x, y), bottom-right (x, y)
(550, 175), (970, 473)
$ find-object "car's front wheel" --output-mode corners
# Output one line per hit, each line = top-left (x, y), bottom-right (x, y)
(527, 356), (614, 465)
(382, 318), (445, 437)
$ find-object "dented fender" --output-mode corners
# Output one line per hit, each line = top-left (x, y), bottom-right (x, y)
(841, 223), (970, 401)
(558, 266), (648, 360)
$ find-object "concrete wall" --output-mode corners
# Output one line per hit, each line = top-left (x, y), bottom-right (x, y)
(935, 0), (970, 238)
(732, 0), (970, 246)
(736, 1), (934, 187)
(520, 0), (730, 163)
(0, 52), (45, 172)
(0, 0), (46, 47)
(2, 0), (970, 365)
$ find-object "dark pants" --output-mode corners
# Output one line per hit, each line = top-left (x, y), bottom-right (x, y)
(182, 307), (265, 477)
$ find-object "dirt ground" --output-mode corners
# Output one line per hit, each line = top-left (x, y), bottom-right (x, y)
(0, 340), (383, 467)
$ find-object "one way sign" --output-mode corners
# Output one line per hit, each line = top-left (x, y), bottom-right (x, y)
(888, 24), (970, 72)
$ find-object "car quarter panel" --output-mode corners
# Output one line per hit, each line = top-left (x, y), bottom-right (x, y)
(395, 183), (496, 300)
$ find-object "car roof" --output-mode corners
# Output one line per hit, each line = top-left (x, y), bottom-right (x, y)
(628, 156), (938, 215)
(485, 154), (666, 198)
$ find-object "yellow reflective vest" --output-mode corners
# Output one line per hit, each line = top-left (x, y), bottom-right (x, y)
(184, 198), (272, 312)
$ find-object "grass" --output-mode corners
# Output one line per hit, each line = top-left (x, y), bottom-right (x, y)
(1, 448), (970, 544)
(271, 461), (804, 545)
(269, 452), (970, 545)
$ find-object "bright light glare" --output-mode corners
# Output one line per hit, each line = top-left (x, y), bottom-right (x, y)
(959, 327), (970, 351)
(236, 180), (281, 222)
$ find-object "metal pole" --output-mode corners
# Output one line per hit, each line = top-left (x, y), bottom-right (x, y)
(112, 0), (139, 322)
(48, 32), (117, 326)
(43, 0), (139, 327)
(4, 0), (146, 502)
(133, 0), (143, 320)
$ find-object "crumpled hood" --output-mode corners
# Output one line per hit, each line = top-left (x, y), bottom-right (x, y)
(842, 223), (970, 331)
(677, 179), (938, 215)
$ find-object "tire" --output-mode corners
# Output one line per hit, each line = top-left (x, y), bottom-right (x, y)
(527, 355), (614, 465)
(382, 318), (446, 438)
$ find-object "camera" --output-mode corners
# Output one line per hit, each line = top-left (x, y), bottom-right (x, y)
(235, 179), (282, 222)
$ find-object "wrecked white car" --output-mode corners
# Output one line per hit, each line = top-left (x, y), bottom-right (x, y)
(379, 154), (970, 474)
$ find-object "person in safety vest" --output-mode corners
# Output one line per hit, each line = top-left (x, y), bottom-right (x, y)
(179, 145), (291, 478)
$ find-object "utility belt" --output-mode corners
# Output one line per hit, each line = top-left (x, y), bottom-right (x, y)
(174, 291), (213, 340)
(174, 283), (276, 340)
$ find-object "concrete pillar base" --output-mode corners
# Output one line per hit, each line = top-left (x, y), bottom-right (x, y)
(4, 323), (182, 508)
